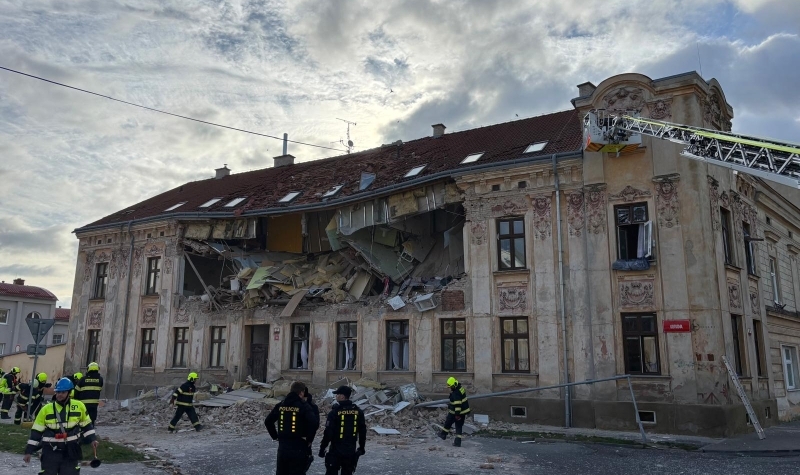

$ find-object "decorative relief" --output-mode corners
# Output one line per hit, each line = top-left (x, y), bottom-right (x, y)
(164, 239), (181, 276)
(470, 222), (487, 246)
(719, 191), (730, 209)
(610, 185), (652, 202)
(749, 286), (759, 315)
(141, 304), (158, 326)
(736, 175), (756, 200)
(648, 99), (672, 120)
(602, 86), (646, 114)
(132, 247), (144, 278)
(708, 176), (720, 230)
(653, 174), (680, 228)
(491, 197), (528, 217)
(83, 251), (96, 283)
(586, 185), (607, 234)
(565, 191), (585, 237)
(463, 190), (528, 221)
(498, 286), (528, 313)
(88, 306), (103, 328)
(145, 244), (162, 257)
(619, 277), (655, 308)
(728, 279), (742, 311)
(175, 306), (190, 324)
(703, 93), (723, 126)
(530, 195), (552, 240)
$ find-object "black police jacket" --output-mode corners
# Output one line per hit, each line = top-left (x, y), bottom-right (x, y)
(265, 392), (317, 447)
(320, 400), (366, 453)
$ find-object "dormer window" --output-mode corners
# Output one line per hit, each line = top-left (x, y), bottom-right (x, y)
(524, 142), (547, 153)
(199, 198), (222, 208)
(323, 185), (344, 198)
(279, 191), (301, 203)
(404, 165), (427, 178)
(461, 152), (484, 164)
(225, 197), (247, 207)
(164, 202), (186, 212)
(360, 172), (376, 191)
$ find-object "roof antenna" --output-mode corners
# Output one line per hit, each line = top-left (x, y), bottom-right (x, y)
(696, 42), (703, 78)
(336, 118), (357, 154)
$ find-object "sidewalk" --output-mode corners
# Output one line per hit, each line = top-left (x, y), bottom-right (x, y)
(701, 421), (800, 456)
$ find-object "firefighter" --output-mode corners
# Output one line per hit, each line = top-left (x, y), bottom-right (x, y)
(76, 362), (104, 423)
(30, 373), (51, 416)
(68, 372), (82, 399)
(23, 377), (98, 475)
(0, 366), (20, 419)
(438, 377), (471, 447)
(318, 386), (366, 475)
(168, 372), (203, 432)
(13, 381), (33, 425)
(265, 381), (318, 475)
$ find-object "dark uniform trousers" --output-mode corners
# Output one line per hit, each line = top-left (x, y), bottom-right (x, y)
(325, 450), (357, 475)
(442, 413), (465, 438)
(277, 440), (312, 475)
(0, 394), (14, 418)
(40, 447), (82, 475)
(169, 405), (200, 429)
(85, 405), (98, 424)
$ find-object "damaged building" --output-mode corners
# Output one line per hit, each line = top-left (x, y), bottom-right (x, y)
(66, 71), (800, 437)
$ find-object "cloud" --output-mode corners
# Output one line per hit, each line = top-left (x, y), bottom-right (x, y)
(0, 264), (57, 276)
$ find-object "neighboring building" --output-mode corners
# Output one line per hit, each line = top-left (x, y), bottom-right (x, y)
(0, 343), (67, 385)
(0, 279), (69, 355)
(65, 71), (800, 436)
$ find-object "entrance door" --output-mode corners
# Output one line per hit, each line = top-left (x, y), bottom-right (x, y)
(251, 343), (268, 382)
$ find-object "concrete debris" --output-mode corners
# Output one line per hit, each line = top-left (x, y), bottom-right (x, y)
(372, 426), (402, 435)
(198, 387), (268, 408)
(474, 414), (490, 425)
(479, 463), (495, 469)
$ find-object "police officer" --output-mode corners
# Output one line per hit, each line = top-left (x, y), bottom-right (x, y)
(319, 386), (366, 475)
(265, 381), (318, 475)
(303, 385), (321, 473)
(168, 372), (203, 432)
(23, 377), (98, 475)
(0, 367), (20, 419)
(438, 377), (470, 447)
(76, 362), (104, 423)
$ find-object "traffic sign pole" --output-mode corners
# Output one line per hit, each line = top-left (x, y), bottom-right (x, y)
(28, 350), (39, 421)
(24, 319), (54, 421)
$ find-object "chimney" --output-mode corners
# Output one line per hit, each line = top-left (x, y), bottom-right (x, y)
(273, 154), (295, 168)
(13, 278), (25, 286)
(577, 81), (596, 97)
(432, 123), (446, 137)
(215, 164), (230, 179)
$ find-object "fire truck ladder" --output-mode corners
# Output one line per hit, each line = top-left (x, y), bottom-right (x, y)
(585, 112), (800, 189)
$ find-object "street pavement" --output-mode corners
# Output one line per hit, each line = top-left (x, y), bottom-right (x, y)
(701, 420), (800, 455)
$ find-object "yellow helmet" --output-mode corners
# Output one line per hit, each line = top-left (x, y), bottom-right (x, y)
(446, 377), (458, 387)
(187, 372), (198, 382)
(37, 373), (48, 384)
(73, 372), (83, 380)
(11, 367), (20, 374)
(88, 362), (100, 372)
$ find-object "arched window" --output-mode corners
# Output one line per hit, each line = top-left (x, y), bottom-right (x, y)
(26, 311), (41, 320)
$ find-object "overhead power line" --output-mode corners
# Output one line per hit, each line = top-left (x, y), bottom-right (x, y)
(0, 65), (347, 152)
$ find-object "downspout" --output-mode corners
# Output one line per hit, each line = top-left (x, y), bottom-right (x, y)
(553, 154), (571, 427)
(114, 221), (135, 399)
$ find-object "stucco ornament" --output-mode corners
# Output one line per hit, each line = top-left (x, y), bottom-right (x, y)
(619, 279), (655, 308)
(648, 99), (672, 120)
(728, 279), (742, 311)
(491, 197), (528, 217)
(83, 251), (96, 283)
(653, 175), (680, 228)
(750, 286), (759, 315)
(175, 306), (190, 324)
(142, 304), (158, 325)
(470, 222), (487, 245)
(145, 244), (161, 257)
(498, 286), (528, 313)
(704, 93), (723, 125)
(708, 176), (720, 230)
(565, 191), (585, 237)
(531, 195), (552, 240)
(88, 307), (103, 328)
(602, 86), (646, 114)
(586, 185), (607, 234)
(132, 247), (144, 278)
(610, 185), (652, 202)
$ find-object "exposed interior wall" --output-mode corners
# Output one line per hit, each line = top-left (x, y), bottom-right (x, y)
(267, 214), (303, 253)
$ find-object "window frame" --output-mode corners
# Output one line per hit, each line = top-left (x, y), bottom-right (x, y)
(753, 320), (765, 377)
(26, 311), (41, 320)
(139, 328), (155, 368)
(497, 217), (526, 270)
(52, 334), (64, 344)
(441, 319), (467, 372)
(386, 320), (410, 371)
(743, 223), (757, 275)
(621, 313), (661, 375)
(614, 202), (651, 260)
(290, 323), (310, 370)
(336, 322), (358, 371)
(145, 256), (161, 295)
(209, 326), (227, 368)
(500, 317), (530, 373)
(0, 343), (4, 355)
(0, 309), (8, 325)
(173, 327), (189, 368)
(731, 314), (746, 376)
(85, 330), (101, 366)
(720, 207), (733, 265)
(93, 262), (108, 299)
(770, 257), (782, 303)
(783, 345), (800, 391)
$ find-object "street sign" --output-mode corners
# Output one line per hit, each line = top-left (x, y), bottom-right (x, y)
(26, 344), (47, 356)
(26, 318), (56, 344)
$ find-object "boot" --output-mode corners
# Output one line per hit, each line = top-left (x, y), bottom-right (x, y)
(168, 428), (175, 433)
(438, 430), (447, 440)
(195, 424), (203, 431)
(453, 437), (462, 447)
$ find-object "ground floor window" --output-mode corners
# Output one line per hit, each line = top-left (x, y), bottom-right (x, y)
(386, 321), (410, 370)
(441, 319), (466, 371)
(500, 318), (529, 372)
(622, 314), (660, 375)
(783, 346), (799, 390)
(173, 327), (189, 368)
(337, 322), (357, 370)
(210, 326), (226, 368)
(291, 323), (310, 369)
(139, 328), (155, 367)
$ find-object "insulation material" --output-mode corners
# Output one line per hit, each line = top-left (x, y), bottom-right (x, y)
(185, 224), (212, 240)
(280, 291), (306, 317)
(307, 211), (335, 253)
(267, 214), (303, 253)
(348, 272), (372, 299)
(325, 217), (344, 251)
(387, 191), (419, 219)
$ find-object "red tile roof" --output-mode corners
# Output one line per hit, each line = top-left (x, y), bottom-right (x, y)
(55, 308), (70, 321)
(0, 282), (57, 301)
(79, 110), (582, 231)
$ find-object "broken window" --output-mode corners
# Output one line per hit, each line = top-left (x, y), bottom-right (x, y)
(0, 309), (7, 324)
(173, 328), (188, 368)
(337, 322), (358, 370)
(497, 218), (526, 270)
(323, 185), (344, 198)
(210, 326), (226, 368)
(615, 203), (652, 260)
(85, 330), (100, 366)
(146, 257), (161, 295)
(386, 321), (410, 370)
(622, 314), (660, 375)
(93, 263), (108, 299)
(441, 319), (466, 371)
(140, 328), (154, 367)
(291, 323), (310, 369)
(359, 172), (376, 191)
(501, 318), (529, 372)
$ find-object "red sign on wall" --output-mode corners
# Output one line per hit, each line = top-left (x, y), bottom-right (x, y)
(663, 320), (691, 333)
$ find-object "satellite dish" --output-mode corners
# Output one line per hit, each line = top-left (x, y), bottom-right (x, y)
(348, 140), (354, 147)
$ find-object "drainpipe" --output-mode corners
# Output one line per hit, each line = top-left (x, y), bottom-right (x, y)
(553, 154), (571, 427)
(114, 221), (135, 400)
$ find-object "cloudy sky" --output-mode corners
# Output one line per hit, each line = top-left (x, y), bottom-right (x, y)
(1, 0), (798, 309)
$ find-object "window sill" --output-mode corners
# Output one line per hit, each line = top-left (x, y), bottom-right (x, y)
(725, 263), (742, 272)
(144, 293), (160, 297)
(493, 372), (538, 377)
(88, 298), (106, 303)
(493, 269), (530, 276)
(378, 370), (413, 374)
(433, 371), (473, 376)
(287, 369), (312, 372)
(620, 374), (670, 380)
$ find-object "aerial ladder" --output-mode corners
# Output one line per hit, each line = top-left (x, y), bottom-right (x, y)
(583, 110), (800, 189)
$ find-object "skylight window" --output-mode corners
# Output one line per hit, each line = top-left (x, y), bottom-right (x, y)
(199, 198), (222, 208)
(360, 172), (376, 191)
(461, 152), (484, 164)
(164, 202), (187, 212)
(322, 185), (344, 198)
(224, 197), (247, 208)
(404, 165), (427, 178)
(279, 191), (301, 203)
(524, 142), (548, 153)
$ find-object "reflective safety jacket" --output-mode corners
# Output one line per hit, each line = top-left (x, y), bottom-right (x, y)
(0, 373), (17, 395)
(264, 392), (317, 446)
(319, 399), (366, 453)
(447, 383), (470, 415)
(172, 381), (196, 407)
(25, 399), (96, 456)
(76, 371), (104, 405)
(15, 383), (41, 407)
